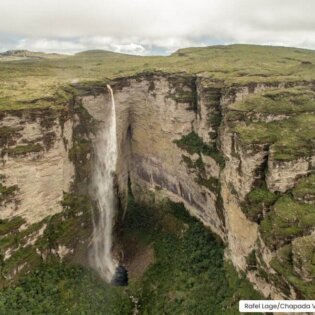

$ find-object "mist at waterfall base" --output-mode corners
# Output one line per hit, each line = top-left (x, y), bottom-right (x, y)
(90, 84), (128, 286)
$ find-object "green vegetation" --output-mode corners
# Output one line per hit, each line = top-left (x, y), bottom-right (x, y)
(3, 143), (43, 157)
(0, 126), (17, 147)
(0, 194), (261, 314)
(2, 246), (42, 277)
(120, 194), (261, 314)
(270, 241), (315, 299)
(181, 154), (195, 169)
(246, 250), (257, 271)
(0, 220), (44, 266)
(256, 198), (315, 298)
(0, 263), (132, 314)
(235, 113), (315, 161)
(208, 111), (222, 127)
(292, 236), (315, 281)
(0, 183), (18, 204)
(175, 131), (213, 155)
(179, 136), (222, 195)
(260, 196), (315, 249)
(175, 131), (225, 166)
(69, 139), (91, 163)
(69, 138), (92, 185)
(69, 104), (95, 188)
(229, 86), (315, 162)
(169, 90), (197, 110)
(200, 84), (222, 124)
(181, 154), (221, 194)
(166, 75), (197, 111)
(38, 193), (93, 251)
(230, 86), (315, 114)
(292, 236), (315, 283)
(1, 44), (314, 167)
(0, 217), (25, 236)
(242, 187), (278, 222)
(0, 215), (53, 280)
(181, 154), (205, 172)
(208, 111), (222, 140)
(1, 43), (315, 308)
(292, 174), (315, 202)
(247, 188), (278, 205)
(196, 176), (220, 193)
(0, 192), (93, 284)
(1, 44), (314, 111)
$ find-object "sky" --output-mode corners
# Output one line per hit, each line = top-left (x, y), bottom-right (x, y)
(0, 0), (314, 55)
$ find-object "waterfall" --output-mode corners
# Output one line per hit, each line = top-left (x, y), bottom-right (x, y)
(90, 84), (118, 282)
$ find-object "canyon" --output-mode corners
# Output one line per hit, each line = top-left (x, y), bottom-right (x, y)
(0, 45), (314, 303)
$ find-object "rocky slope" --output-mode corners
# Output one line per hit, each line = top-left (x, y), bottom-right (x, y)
(0, 46), (314, 299)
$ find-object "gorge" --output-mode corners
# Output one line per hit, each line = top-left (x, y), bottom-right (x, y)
(0, 45), (314, 312)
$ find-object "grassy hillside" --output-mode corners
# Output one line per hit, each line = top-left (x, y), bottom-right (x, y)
(0, 44), (314, 111)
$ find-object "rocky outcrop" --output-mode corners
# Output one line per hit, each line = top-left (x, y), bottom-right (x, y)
(266, 156), (312, 193)
(292, 235), (315, 282)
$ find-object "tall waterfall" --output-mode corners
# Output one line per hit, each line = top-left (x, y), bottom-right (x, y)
(90, 84), (118, 282)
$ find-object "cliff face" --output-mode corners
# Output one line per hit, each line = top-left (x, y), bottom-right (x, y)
(0, 104), (95, 281)
(81, 75), (226, 239)
(0, 109), (74, 224)
(0, 72), (314, 298)
(81, 73), (314, 299)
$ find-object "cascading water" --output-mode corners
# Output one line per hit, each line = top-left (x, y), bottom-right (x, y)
(90, 84), (118, 283)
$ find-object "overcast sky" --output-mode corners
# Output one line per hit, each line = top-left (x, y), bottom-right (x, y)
(0, 0), (314, 55)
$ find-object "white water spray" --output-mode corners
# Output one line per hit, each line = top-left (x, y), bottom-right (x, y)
(90, 84), (118, 282)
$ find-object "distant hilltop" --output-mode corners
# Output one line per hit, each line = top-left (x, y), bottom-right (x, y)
(0, 49), (65, 60)
(0, 49), (32, 56)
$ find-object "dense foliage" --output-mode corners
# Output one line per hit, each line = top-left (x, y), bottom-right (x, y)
(122, 196), (261, 314)
(0, 264), (132, 315)
(0, 196), (261, 314)
(174, 131), (225, 166)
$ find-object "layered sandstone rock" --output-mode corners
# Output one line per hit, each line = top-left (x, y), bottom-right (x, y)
(0, 109), (74, 224)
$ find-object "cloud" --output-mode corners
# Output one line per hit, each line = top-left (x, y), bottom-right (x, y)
(0, 0), (314, 54)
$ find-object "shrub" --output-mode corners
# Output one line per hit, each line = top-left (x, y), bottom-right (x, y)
(175, 131), (225, 166)
(260, 196), (315, 249)
(3, 143), (43, 157)
(0, 183), (18, 203)
(242, 188), (278, 222)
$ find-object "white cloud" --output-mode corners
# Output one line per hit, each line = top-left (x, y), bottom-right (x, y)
(15, 38), (85, 54)
(0, 0), (314, 54)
